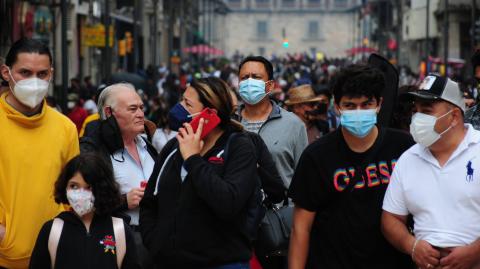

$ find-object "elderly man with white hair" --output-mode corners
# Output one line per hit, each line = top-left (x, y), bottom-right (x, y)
(81, 82), (157, 268)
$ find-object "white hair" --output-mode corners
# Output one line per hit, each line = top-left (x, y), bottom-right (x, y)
(97, 82), (136, 120)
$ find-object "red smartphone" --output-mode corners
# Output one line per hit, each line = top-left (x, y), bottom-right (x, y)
(190, 108), (221, 139)
(140, 181), (148, 188)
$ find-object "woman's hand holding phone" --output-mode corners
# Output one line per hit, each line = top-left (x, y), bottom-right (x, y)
(177, 118), (205, 160)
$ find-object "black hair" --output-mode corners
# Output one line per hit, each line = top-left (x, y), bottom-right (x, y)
(330, 64), (385, 105)
(54, 153), (122, 216)
(316, 87), (332, 101)
(238, 56), (274, 80)
(472, 50), (480, 71)
(190, 77), (243, 131)
(5, 38), (53, 67)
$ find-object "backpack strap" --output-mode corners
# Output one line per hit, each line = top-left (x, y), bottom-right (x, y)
(153, 147), (178, 196)
(112, 217), (126, 269)
(221, 132), (241, 161)
(141, 136), (159, 159)
(48, 218), (64, 269)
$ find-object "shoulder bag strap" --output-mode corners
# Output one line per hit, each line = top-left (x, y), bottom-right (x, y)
(48, 218), (64, 269)
(112, 217), (126, 269)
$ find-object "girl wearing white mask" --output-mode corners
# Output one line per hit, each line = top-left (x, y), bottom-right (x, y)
(30, 153), (141, 269)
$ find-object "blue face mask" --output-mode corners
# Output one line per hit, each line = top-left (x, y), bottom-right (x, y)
(239, 78), (267, 105)
(340, 109), (377, 137)
(168, 103), (191, 131)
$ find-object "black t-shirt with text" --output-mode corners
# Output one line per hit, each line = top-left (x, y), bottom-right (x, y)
(289, 127), (415, 269)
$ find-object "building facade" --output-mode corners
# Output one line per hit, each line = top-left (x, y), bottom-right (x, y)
(216, 0), (362, 58)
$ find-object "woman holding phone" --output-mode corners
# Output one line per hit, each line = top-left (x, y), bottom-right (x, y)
(140, 77), (258, 269)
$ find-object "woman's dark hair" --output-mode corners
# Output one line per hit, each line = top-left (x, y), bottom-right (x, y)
(54, 153), (122, 216)
(190, 77), (243, 131)
(330, 64), (385, 105)
(238, 56), (274, 80)
(5, 38), (53, 67)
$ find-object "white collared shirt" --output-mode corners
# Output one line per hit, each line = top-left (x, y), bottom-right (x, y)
(383, 124), (480, 247)
(111, 135), (155, 225)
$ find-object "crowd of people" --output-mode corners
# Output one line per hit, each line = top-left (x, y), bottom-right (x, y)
(1, 37), (480, 269)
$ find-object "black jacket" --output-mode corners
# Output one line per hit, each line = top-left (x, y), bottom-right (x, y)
(139, 128), (258, 268)
(29, 211), (140, 269)
(80, 117), (157, 216)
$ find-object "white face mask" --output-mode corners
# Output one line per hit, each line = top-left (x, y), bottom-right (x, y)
(410, 110), (454, 147)
(8, 69), (50, 108)
(67, 189), (95, 217)
(67, 101), (76, 110)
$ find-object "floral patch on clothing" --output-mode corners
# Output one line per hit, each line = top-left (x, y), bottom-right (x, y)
(100, 235), (116, 254)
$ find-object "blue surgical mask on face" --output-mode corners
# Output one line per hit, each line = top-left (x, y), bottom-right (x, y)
(239, 78), (267, 105)
(340, 109), (377, 137)
(168, 103), (191, 131)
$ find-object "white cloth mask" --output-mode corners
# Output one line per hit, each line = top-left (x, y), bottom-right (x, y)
(67, 189), (95, 217)
(410, 110), (453, 147)
(8, 69), (50, 108)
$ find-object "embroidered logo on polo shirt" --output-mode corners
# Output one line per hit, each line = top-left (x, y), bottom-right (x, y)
(100, 235), (116, 254)
(466, 160), (474, 182)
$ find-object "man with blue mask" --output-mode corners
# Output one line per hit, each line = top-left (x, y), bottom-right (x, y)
(235, 56), (307, 269)
(289, 64), (415, 269)
(383, 74), (480, 269)
(236, 56), (307, 189)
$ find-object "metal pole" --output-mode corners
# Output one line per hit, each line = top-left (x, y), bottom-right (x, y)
(472, 0), (477, 50)
(168, 0), (174, 69)
(153, 0), (158, 66)
(104, 0), (111, 82)
(207, 0), (211, 60)
(133, 0), (139, 73)
(444, 0), (449, 77)
(61, 0), (68, 112)
(396, 0), (401, 65)
(426, 0), (430, 66)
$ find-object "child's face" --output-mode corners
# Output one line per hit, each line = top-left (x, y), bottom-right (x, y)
(67, 172), (91, 192)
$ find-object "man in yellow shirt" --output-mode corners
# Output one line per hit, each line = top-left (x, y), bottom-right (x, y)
(0, 38), (79, 268)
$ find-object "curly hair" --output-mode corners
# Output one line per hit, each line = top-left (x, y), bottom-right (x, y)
(330, 64), (385, 105)
(54, 153), (122, 216)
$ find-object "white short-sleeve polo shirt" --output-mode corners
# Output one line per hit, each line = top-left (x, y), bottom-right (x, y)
(383, 124), (480, 247)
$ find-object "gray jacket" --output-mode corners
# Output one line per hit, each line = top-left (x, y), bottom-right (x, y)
(236, 101), (308, 187)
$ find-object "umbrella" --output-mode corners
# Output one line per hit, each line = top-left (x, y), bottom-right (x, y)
(368, 53), (399, 127)
(110, 72), (147, 91)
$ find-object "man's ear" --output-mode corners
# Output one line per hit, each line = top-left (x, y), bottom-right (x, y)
(334, 103), (341, 115)
(376, 97), (384, 113)
(0, 64), (11, 82)
(104, 106), (113, 118)
(265, 80), (275, 93)
(452, 107), (463, 127)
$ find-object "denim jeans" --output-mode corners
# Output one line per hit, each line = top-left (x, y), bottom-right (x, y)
(206, 262), (250, 269)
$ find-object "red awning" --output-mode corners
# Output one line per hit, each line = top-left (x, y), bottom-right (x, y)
(183, 45), (224, 56)
(345, 47), (378, 56)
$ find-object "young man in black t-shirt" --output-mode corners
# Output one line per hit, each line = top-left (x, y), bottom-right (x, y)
(288, 64), (415, 269)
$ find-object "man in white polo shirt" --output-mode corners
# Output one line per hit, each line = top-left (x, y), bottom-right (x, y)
(382, 74), (480, 269)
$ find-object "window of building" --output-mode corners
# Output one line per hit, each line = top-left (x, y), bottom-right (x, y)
(334, 0), (348, 8)
(257, 21), (268, 38)
(282, 0), (295, 8)
(310, 47), (317, 57)
(308, 21), (319, 39)
(259, 47), (266, 56)
(308, 0), (321, 7)
(256, 0), (270, 8)
(228, 0), (242, 8)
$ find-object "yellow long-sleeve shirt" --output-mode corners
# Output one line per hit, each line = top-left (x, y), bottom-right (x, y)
(0, 92), (79, 269)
